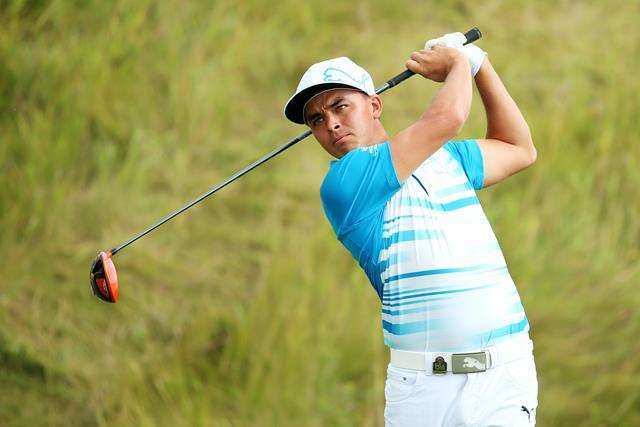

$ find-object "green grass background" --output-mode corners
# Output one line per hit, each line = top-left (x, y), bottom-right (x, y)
(1, 0), (639, 425)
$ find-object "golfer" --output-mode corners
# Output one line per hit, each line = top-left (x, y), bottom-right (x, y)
(284, 32), (538, 426)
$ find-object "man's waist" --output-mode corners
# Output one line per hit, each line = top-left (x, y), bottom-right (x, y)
(389, 333), (533, 375)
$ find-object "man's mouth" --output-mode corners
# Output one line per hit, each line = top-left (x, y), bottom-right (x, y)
(333, 134), (350, 146)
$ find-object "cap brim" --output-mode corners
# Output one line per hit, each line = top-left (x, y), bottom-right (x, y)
(284, 83), (362, 125)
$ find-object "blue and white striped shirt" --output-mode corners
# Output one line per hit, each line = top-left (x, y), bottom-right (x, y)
(320, 140), (530, 352)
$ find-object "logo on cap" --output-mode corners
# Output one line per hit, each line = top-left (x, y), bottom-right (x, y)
(323, 67), (369, 87)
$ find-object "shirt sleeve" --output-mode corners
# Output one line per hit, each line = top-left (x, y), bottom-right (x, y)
(320, 141), (401, 238)
(443, 139), (485, 190)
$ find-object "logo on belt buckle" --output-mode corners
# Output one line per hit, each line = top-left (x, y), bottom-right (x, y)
(451, 352), (488, 373)
(433, 356), (447, 375)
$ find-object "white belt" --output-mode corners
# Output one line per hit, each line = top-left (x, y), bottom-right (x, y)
(390, 334), (534, 375)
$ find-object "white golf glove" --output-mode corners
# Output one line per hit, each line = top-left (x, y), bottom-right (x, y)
(424, 32), (487, 76)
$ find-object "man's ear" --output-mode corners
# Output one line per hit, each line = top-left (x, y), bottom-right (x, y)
(369, 94), (383, 120)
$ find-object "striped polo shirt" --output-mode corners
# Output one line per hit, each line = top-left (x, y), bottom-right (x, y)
(320, 140), (530, 352)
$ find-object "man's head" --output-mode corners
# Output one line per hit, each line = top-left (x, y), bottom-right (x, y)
(284, 57), (387, 158)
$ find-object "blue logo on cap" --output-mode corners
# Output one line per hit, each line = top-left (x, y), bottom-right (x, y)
(323, 67), (368, 87)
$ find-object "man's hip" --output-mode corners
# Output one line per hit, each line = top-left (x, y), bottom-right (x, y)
(389, 333), (533, 375)
(385, 334), (538, 426)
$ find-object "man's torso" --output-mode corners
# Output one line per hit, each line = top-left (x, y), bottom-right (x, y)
(320, 141), (530, 353)
(377, 147), (529, 352)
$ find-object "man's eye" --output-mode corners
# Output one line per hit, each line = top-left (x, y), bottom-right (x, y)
(312, 117), (323, 125)
(337, 104), (347, 110)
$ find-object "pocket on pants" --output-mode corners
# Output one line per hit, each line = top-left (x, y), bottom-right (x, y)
(499, 355), (539, 425)
(503, 354), (539, 396)
(385, 365), (420, 404)
(488, 355), (538, 427)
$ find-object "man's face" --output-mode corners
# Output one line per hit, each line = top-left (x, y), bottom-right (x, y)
(304, 88), (382, 159)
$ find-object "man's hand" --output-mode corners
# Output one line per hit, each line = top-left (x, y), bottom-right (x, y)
(425, 32), (487, 76)
(405, 46), (467, 82)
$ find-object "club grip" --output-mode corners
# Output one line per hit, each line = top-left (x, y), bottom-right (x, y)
(464, 27), (482, 44)
(379, 27), (482, 92)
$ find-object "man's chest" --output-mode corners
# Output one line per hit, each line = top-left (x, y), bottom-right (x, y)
(380, 148), (493, 255)
(409, 149), (469, 199)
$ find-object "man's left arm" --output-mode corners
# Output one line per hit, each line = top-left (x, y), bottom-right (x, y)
(474, 58), (537, 188)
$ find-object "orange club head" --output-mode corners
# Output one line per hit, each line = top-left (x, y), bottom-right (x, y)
(89, 251), (119, 303)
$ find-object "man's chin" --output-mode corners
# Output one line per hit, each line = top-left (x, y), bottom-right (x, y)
(341, 137), (361, 151)
(331, 138), (361, 159)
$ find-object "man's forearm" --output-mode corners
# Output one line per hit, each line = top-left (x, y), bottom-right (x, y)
(423, 56), (472, 129)
(475, 59), (535, 155)
(391, 50), (472, 181)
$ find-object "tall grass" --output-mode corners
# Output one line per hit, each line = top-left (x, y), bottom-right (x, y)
(1, 0), (639, 425)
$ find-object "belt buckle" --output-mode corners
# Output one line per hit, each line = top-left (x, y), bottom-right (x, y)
(451, 351), (489, 373)
(432, 356), (448, 375)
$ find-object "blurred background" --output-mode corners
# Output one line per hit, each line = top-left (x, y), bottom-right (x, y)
(1, 0), (639, 425)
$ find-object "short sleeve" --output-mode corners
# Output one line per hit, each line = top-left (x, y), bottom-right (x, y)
(320, 141), (401, 238)
(443, 139), (485, 190)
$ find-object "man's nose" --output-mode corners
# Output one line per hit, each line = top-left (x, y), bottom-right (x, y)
(326, 115), (341, 132)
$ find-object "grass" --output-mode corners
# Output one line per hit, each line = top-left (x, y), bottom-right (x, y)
(1, 0), (639, 425)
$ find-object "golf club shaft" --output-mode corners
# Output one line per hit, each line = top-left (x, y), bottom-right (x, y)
(111, 27), (482, 256)
(111, 130), (311, 255)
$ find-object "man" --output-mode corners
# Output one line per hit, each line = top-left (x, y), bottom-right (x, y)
(284, 32), (538, 426)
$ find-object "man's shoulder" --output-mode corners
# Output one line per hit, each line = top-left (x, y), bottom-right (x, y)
(320, 140), (400, 219)
(321, 142), (392, 188)
(331, 142), (390, 166)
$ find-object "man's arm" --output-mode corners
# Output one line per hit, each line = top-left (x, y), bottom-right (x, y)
(390, 46), (472, 181)
(474, 59), (537, 188)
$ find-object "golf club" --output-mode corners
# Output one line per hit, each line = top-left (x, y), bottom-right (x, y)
(89, 27), (482, 303)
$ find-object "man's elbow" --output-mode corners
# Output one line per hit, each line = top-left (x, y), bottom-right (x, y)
(521, 135), (537, 167)
(525, 127), (537, 165)
(519, 124), (536, 166)
(529, 144), (537, 164)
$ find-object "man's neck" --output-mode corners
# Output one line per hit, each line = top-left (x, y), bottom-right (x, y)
(364, 124), (389, 147)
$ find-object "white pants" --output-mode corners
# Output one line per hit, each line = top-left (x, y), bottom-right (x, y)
(384, 352), (538, 426)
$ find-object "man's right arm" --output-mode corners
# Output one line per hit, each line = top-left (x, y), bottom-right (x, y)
(390, 46), (473, 181)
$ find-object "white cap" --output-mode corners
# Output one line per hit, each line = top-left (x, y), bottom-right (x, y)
(284, 56), (376, 124)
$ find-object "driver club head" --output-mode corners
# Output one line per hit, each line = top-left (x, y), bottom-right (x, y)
(89, 251), (119, 303)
